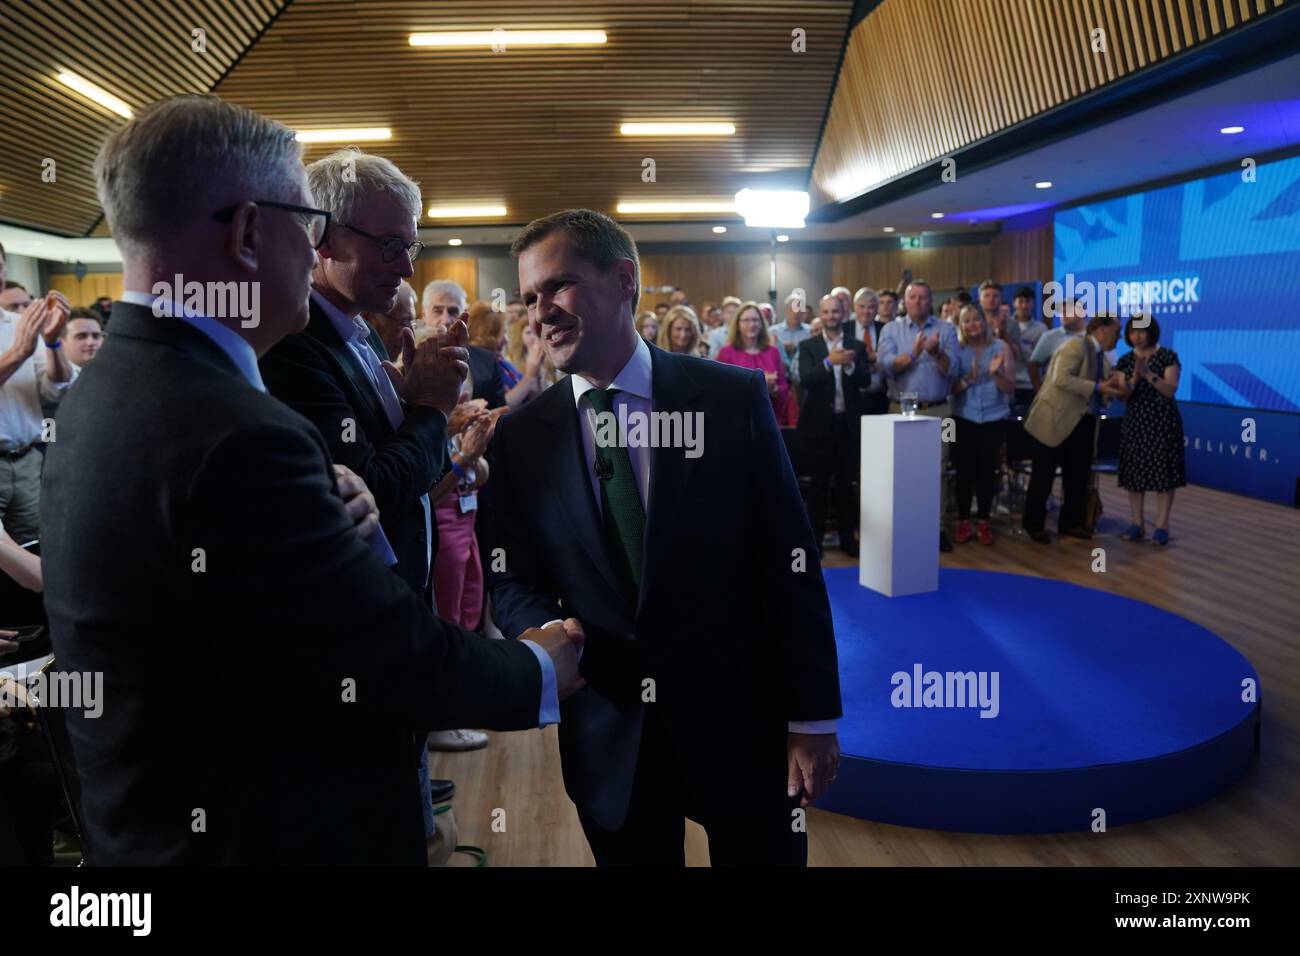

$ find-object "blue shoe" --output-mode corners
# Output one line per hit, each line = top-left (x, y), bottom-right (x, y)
(1120, 524), (1144, 541)
(1151, 528), (1169, 546)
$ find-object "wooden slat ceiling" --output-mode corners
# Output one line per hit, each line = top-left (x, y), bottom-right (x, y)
(810, 0), (1292, 212)
(0, 0), (289, 236)
(214, 0), (854, 227)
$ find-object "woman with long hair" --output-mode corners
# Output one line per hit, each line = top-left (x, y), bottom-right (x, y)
(716, 301), (789, 422)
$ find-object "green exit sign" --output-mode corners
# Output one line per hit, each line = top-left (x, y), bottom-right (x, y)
(899, 235), (922, 249)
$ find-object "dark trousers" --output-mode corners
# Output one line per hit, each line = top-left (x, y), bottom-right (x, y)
(804, 414), (858, 547)
(953, 418), (1006, 520)
(863, 391), (890, 415)
(1024, 414), (1095, 533)
(575, 708), (806, 867)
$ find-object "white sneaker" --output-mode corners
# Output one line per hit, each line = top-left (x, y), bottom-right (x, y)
(427, 729), (489, 752)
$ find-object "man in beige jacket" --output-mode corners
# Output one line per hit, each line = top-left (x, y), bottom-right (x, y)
(1022, 313), (1123, 542)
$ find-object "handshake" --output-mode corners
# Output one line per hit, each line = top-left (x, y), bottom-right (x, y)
(522, 618), (587, 700)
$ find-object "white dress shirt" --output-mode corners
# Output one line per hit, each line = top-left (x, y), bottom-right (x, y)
(0, 308), (78, 448)
(821, 328), (856, 415)
(570, 335), (654, 512)
(566, 335), (835, 736)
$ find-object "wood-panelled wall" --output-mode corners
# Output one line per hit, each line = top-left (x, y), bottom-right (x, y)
(832, 245), (992, 293)
(413, 258), (478, 305)
(812, 0), (1290, 208)
(47, 272), (124, 307)
(990, 224), (1054, 284)
(640, 255), (740, 311)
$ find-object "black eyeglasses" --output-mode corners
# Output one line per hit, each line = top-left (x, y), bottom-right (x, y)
(338, 223), (424, 264)
(212, 200), (331, 249)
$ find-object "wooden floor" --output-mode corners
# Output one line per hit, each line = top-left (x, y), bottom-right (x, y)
(432, 476), (1300, 866)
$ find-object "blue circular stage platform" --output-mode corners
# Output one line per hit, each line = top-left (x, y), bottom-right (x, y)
(815, 568), (1260, 833)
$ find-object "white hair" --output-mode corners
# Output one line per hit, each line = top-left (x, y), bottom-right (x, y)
(854, 286), (878, 304)
(831, 286), (851, 299)
(422, 279), (467, 315)
(94, 94), (302, 260)
(306, 148), (422, 227)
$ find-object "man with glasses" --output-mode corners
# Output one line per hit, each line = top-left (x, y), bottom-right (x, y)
(258, 148), (470, 847)
(43, 97), (582, 864)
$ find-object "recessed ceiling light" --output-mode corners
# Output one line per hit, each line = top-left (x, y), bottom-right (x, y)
(619, 123), (736, 136)
(448, 238), (463, 246)
(409, 31), (606, 48)
(615, 200), (735, 215)
(55, 71), (132, 118)
(930, 212), (944, 219)
(426, 204), (508, 219)
(882, 226), (895, 233)
(1220, 125), (1245, 134)
(295, 127), (392, 143)
(1035, 181), (1053, 189)
(712, 226), (727, 234)
(776, 234), (790, 242)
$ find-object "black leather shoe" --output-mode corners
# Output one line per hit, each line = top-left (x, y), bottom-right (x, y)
(939, 531), (953, 552)
(429, 779), (456, 804)
(1058, 526), (1093, 540)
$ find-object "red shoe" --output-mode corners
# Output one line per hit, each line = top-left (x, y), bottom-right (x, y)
(976, 521), (994, 545)
(953, 520), (973, 544)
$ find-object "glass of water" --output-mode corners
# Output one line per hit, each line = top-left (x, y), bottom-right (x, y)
(900, 392), (919, 417)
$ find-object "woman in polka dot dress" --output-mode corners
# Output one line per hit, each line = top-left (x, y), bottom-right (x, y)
(1114, 316), (1185, 546)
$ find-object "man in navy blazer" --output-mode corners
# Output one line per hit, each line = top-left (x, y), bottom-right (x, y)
(484, 209), (842, 865)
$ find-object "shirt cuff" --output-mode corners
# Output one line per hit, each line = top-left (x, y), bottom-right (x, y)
(843, 361), (855, 376)
(520, 639), (560, 727)
(367, 524), (398, 566)
(788, 719), (838, 735)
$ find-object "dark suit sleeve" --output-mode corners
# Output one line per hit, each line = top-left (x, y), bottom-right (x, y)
(187, 421), (541, 731)
(744, 372), (842, 722)
(797, 338), (833, 390)
(481, 416), (564, 638)
(486, 357), (508, 410)
(260, 337), (446, 530)
(847, 341), (872, 387)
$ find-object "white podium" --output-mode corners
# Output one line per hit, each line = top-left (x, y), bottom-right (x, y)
(859, 413), (940, 597)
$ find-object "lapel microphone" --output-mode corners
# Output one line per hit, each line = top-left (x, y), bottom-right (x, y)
(594, 455), (614, 481)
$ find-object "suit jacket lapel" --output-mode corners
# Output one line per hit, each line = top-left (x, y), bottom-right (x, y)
(307, 299), (389, 430)
(538, 383), (627, 601)
(637, 347), (704, 617)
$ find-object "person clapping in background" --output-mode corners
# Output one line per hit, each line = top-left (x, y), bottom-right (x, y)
(1113, 316), (1185, 546)
(949, 306), (1015, 545)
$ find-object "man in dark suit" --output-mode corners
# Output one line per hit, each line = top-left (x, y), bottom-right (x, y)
(40, 93), (582, 865)
(259, 149), (489, 604)
(796, 294), (873, 558)
(484, 209), (841, 866)
(420, 279), (506, 410)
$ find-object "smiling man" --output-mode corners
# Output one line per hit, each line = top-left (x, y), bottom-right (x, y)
(483, 208), (842, 866)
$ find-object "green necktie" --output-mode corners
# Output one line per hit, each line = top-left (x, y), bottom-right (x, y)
(585, 387), (646, 598)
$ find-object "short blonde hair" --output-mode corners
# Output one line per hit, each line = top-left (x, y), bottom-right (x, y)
(657, 305), (701, 353)
(726, 302), (770, 350)
(956, 304), (991, 346)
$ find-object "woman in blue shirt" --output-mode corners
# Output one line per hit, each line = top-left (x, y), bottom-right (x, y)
(950, 305), (1016, 544)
